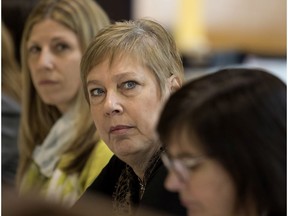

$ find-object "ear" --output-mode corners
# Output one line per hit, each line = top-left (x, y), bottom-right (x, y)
(168, 75), (181, 93)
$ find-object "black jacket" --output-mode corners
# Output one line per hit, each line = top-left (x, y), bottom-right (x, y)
(88, 155), (186, 215)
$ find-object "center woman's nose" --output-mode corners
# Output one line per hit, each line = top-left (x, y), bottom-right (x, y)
(104, 90), (123, 116)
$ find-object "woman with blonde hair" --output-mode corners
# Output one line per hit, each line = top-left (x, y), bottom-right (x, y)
(17, 0), (113, 206)
(81, 19), (186, 215)
(2, 22), (22, 103)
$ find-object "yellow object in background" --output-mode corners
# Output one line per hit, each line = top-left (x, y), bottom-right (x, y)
(174, 0), (209, 56)
(174, 0), (286, 56)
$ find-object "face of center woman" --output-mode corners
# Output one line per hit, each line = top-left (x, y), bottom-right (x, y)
(87, 56), (166, 162)
(27, 19), (82, 113)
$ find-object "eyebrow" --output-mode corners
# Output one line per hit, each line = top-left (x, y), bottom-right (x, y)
(86, 79), (101, 87)
(113, 71), (141, 80)
(86, 71), (142, 86)
(27, 36), (72, 44)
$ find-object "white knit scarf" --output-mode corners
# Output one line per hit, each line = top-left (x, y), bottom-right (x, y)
(33, 108), (77, 177)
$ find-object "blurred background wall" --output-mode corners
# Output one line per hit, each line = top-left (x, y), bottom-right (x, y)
(132, 0), (286, 82)
(2, 0), (286, 81)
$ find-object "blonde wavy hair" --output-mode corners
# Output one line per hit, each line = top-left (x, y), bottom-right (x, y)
(2, 22), (22, 103)
(17, 0), (110, 185)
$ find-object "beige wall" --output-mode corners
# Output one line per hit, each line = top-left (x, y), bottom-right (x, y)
(203, 0), (286, 55)
(132, 0), (286, 56)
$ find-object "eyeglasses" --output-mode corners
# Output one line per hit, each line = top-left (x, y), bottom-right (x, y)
(161, 151), (204, 182)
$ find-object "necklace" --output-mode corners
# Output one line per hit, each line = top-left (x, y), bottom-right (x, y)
(137, 147), (164, 200)
(138, 178), (146, 200)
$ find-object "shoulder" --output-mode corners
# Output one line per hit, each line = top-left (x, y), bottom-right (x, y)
(80, 140), (113, 190)
(103, 155), (127, 170)
(141, 164), (186, 215)
(1, 94), (21, 113)
(19, 162), (44, 194)
(86, 155), (126, 196)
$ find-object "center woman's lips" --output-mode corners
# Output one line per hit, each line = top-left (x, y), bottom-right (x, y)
(109, 125), (133, 134)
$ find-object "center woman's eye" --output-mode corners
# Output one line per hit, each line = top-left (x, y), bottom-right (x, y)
(90, 88), (105, 96)
(123, 81), (137, 89)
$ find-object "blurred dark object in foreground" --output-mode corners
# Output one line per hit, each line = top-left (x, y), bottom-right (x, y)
(3, 184), (173, 216)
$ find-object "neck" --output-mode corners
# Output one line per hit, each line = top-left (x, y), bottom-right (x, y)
(126, 145), (161, 181)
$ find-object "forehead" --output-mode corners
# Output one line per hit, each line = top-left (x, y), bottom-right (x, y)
(28, 19), (76, 41)
(87, 54), (151, 77)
